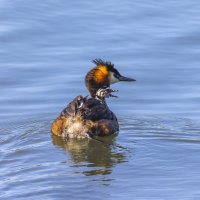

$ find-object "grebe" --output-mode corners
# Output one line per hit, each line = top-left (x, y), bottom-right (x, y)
(51, 59), (135, 139)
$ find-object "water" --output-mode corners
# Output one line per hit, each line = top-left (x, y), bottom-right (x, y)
(1, 0), (200, 199)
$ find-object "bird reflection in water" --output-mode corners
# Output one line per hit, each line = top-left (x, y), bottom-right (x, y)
(52, 134), (128, 176)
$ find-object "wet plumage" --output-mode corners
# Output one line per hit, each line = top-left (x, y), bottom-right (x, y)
(51, 95), (119, 138)
(51, 59), (135, 139)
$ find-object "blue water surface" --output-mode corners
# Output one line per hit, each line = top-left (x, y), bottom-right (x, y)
(0, 1), (200, 199)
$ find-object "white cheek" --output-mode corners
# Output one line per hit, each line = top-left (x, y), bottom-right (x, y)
(110, 73), (119, 84)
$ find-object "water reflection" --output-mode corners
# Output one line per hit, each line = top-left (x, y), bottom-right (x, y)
(52, 135), (128, 176)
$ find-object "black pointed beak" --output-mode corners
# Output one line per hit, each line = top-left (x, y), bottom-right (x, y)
(118, 75), (136, 82)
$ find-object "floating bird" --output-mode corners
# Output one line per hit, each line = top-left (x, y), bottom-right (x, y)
(51, 59), (135, 139)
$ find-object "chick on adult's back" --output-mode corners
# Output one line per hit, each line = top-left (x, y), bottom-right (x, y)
(51, 59), (135, 139)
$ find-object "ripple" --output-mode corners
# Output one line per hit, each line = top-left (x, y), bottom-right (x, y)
(119, 116), (200, 143)
(1, 0), (200, 199)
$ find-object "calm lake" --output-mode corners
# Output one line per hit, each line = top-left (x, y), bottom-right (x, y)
(1, 1), (200, 199)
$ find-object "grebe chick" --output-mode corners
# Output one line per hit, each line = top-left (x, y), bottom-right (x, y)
(51, 59), (135, 139)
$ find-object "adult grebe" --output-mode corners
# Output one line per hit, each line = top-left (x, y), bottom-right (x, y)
(51, 59), (135, 139)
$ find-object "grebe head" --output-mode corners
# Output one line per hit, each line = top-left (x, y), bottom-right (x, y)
(85, 59), (136, 97)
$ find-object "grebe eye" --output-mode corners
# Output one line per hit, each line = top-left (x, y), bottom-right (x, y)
(114, 73), (119, 79)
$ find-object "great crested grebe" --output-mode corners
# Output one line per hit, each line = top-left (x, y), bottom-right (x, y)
(51, 59), (135, 139)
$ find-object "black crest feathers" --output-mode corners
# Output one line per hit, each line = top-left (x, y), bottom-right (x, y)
(92, 59), (114, 69)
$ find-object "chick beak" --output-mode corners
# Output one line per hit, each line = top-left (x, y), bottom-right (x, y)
(118, 75), (136, 82)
